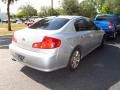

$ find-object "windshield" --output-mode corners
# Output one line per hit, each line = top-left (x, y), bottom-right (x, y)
(29, 18), (69, 30)
(96, 15), (113, 21)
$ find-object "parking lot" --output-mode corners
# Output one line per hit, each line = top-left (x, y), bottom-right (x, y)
(1, 35), (120, 90)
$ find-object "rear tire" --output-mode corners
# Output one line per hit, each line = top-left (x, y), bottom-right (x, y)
(68, 47), (81, 71)
(100, 35), (105, 47)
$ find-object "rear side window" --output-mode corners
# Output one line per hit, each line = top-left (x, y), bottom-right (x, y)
(96, 15), (113, 21)
(29, 18), (69, 30)
(74, 19), (97, 31)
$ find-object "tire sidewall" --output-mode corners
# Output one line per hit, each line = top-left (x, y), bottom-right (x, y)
(100, 35), (105, 47)
(112, 31), (116, 39)
(68, 47), (81, 71)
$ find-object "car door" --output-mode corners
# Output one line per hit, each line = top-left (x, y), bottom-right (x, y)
(74, 18), (94, 56)
(85, 19), (104, 48)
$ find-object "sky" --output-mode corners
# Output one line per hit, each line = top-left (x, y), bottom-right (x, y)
(0, 0), (61, 13)
(0, 0), (83, 14)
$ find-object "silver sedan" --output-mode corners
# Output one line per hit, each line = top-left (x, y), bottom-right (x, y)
(9, 16), (105, 72)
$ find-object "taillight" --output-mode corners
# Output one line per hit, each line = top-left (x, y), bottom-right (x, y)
(32, 36), (61, 49)
(108, 22), (113, 30)
(12, 33), (17, 43)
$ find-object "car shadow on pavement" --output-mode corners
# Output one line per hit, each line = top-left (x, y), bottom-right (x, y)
(0, 35), (12, 49)
(21, 43), (120, 90)
(106, 35), (120, 44)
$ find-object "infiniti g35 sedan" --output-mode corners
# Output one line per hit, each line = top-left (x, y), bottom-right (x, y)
(9, 16), (105, 72)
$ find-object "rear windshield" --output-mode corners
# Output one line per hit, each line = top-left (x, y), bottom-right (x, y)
(29, 18), (69, 30)
(96, 15), (113, 21)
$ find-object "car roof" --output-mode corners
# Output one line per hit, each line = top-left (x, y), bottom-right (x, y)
(56, 15), (87, 20)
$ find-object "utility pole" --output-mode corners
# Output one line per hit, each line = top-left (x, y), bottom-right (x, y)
(51, 0), (53, 15)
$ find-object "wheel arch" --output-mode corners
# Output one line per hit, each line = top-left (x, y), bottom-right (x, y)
(67, 45), (82, 65)
(67, 45), (82, 71)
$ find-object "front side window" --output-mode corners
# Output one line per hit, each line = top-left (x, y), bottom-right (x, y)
(74, 19), (97, 31)
(29, 18), (69, 30)
(74, 19), (86, 31)
(86, 20), (98, 30)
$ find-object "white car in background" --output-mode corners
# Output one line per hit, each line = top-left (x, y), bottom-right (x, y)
(9, 16), (105, 72)
(16, 20), (23, 24)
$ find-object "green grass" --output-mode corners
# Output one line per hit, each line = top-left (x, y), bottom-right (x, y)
(0, 23), (26, 36)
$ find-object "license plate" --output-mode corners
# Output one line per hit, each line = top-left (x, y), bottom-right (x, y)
(15, 53), (25, 62)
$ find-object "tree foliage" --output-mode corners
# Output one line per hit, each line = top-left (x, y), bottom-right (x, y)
(79, 0), (97, 18)
(2, 0), (120, 26)
(62, 0), (79, 15)
(100, 3), (112, 14)
(97, 0), (120, 15)
(16, 11), (25, 18)
(108, 0), (120, 15)
(38, 7), (59, 17)
(19, 4), (37, 17)
(61, 0), (97, 17)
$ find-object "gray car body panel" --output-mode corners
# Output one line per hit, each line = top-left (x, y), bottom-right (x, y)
(9, 16), (104, 72)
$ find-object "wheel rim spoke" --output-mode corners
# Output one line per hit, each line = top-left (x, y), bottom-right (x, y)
(71, 50), (80, 69)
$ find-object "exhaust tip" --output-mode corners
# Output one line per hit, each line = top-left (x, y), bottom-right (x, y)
(12, 58), (16, 61)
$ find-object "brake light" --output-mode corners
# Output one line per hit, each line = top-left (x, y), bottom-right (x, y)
(12, 33), (17, 43)
(108, 22), (113, 30)
(32, 36), (61, 49)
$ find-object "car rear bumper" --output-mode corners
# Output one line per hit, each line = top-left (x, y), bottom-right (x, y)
(9, 44), (63, 72)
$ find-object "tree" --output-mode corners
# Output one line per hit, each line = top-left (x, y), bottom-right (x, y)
(19, 4), (37, 18)
(38, 7), (49, 17)
(62, 0), (79, 15)
(2, 0), (18, 31)
(16, 11), (25, 18)
(79, 0), (97, 18)
(108, 0), (120, 15)
(97, 0), (106, 11)
(38, 7), (59, 17)
(97, 0), (120, 15)
(47, 8), (59, 16)
(100, 3), (113, 14)
(10, 14), (16, 19)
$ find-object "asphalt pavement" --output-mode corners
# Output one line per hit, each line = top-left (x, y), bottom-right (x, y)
(0, 35), (120, 90)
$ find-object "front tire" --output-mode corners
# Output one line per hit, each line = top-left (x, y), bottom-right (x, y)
(111, 31), (117, 39)
(68, 48), (81, 71)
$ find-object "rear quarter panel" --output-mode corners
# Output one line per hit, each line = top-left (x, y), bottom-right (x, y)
(53, 32), (81, 68)
(54, 20), (104, 67)
(52, 21), (87, 67)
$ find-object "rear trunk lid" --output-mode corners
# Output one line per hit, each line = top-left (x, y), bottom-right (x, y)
(13, 28), (59, 52)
